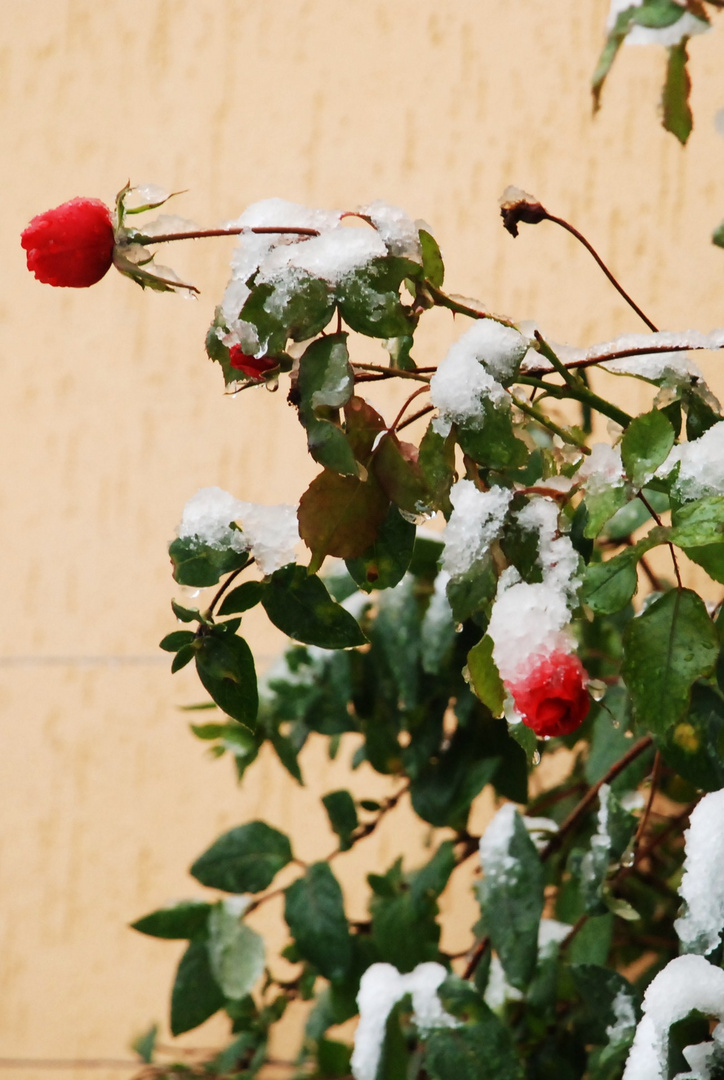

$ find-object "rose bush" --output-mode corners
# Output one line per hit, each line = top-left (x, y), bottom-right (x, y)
(20, 176), (724, 1080)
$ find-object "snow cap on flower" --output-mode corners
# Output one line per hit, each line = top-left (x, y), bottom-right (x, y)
(21, 197), (115, 287)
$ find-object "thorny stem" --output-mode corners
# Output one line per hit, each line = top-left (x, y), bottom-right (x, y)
(507, 389), (590, 452)
(389, 385), (431, 434)
(543, 212), (659, 333)
(541, 734), (654, 862)
(351, 362), (432, 384)
(516, 375), (632, 431)
(462, 935), (491, 981)
(637, 490), (683, 590)
(136, 225), (320, 244)
(245, 782), (410, 915)
(204, 560), (253, 620)
(397, 403), (434, 432)
(426, 283), (492, 322)
(528, 336), (635, 429)
(633, 750), (663, 851)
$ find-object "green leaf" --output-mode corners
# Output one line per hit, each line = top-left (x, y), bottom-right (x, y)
(409, 841), (457, 909)
(262, 564), (366, 648)
(171, 599), (203, 623)
(592, 7), (636, 110)
(685, 389), (722, 440)
(425, 1015), (524, 1080)
(270, 729), (304, 784)
(662, 41), (692, 145)
(170, 940), (224, 1035)
(420, 229), (445, 288)
(418, 423), (456, 516)
(191, 821), (293, 893)
(195, 631), (258, 729)
(621, 409), (675, 489)
(410, 727), (500, 829)
(466, 635), (505, 717)
(373, 433), (429, 515)
(131, 1023), (158, 1065)
(457, 402), (528, 470)
(670, 496), (724, 583)
(298, 468), (390, 571)
(207, 902), (265, 1000)
(217, 580), (266, 615)
(322, 790), (358, 851)
(346, 505), (416, 592)
(239, 270), (335, 355)
(337, 256), (419, 338)
(159, 630), (196, 652)
(131, 900), (212, 940)
(169, 537), (250, 588)
(572, 964), (639, 1047)
(284, 863), (352, 981)
(370, 891), (440, 972)
(583, 484), (630, 539)
(581, 552), (639, 615)
(296, 334), (358, 476)
(714, 220), (724, 250)
(656, 682), (724, 791)
(601, 488), (669, 541)
(622, 588), (719, 734)
(317, 1038), (353, 1078)
(478, 807), (544, 990)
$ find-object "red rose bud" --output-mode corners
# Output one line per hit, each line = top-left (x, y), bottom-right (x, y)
(21, 197), (115, 288)
(509, 650), (590, 738)
(228, 346), (278, 381)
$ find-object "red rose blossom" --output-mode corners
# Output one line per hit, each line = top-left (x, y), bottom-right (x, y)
(21, 197), (115, 288)
(228, 346), (278, 381)
(508, 650), (590, 738)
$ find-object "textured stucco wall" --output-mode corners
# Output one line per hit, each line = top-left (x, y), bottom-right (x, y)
(2, 2), (723, 1076)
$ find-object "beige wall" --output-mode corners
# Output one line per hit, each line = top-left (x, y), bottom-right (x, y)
(2, 2), (724, 1076)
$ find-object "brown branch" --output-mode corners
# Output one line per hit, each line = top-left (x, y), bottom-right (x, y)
(543, 213), (658, 332)
(636, 490), (683, 590)
(541, 734), (654, 862)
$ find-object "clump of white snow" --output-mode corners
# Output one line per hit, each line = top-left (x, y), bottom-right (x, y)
(577, 443), (625, 496)
(516, 498), (580, 601)
(351, 962), (458, 1080)
(218, 198), (402, 353)
(675, 788), (724, 956)
(607, 0), (710, 47)
(177, 486), (299, 574)
(658, 420), (724, 502)
(622, 954), (724, 1080)
(479, 802), (519, 881)
(606, 988), (637, 1046)
(430, 319), (529, 425)
(440, 481), (512, 579)
(359, 200), (423, 260)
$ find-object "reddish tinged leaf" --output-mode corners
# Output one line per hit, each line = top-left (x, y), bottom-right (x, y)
(344, 396), (387, 465)
(373, 433), (429, 514)
(298, 469), (389, 571)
